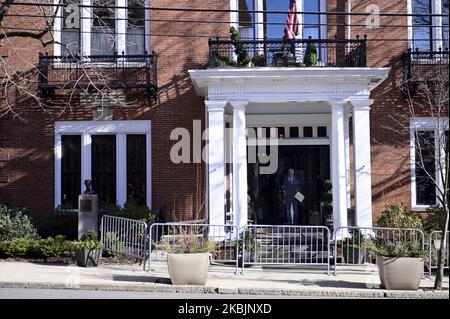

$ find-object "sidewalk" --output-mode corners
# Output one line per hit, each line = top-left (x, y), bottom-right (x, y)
(0, 261), (448, 298)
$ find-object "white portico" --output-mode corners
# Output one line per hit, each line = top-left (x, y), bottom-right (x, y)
(189, 68), (389, 232)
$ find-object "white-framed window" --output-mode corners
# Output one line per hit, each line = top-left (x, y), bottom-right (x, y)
(55, 121), (152, 209)
(410, 117), (449, 210)
(408, 0), (449, 51)
(54, 0), (150, 57)
(236, 0), (327, 40)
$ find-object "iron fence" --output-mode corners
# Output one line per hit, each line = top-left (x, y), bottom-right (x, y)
(146, 223), (239, 274)
(428, 231), (449, 279)
(241, 224), (331, 275)
(403, 49), (449, 85)
(100, 215), (148, 261)
(209, 36), (366, 68)
(38, 51), (158, 98)
(333, 226), (425, 275)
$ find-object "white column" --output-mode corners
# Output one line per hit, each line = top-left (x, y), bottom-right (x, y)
(55, 134), (62, 207)
(117, 0), (127, 54)
(206, 100), (227, 226)
(330, 101), (348, 234)
(344, 111), (351, 210)
(352, 99), (374, 228)
(231, 101), (248, 232)
(81, 0), (91, 56)
(81, 133), (92, 192)
(116, 133), (127, 206)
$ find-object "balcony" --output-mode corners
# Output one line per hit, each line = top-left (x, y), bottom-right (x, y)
(402, 48), (449, 94)
(208, 36), (367, 68)
(38, 52), (158, 100)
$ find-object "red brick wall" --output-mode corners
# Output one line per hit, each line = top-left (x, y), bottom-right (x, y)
(0, 0), (229, 232)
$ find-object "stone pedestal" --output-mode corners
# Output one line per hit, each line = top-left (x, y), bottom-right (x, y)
(78, 194), (99, 239)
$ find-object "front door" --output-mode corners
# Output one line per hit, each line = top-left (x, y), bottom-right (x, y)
(248, 145), (330, 225)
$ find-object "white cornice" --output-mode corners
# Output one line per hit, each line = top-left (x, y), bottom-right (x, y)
(189, 68), (390, 102)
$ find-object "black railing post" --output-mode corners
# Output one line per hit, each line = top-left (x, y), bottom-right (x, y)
(361, 34), (367, 67)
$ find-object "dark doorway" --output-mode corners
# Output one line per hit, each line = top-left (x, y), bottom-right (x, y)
(248, 145), (330, 225)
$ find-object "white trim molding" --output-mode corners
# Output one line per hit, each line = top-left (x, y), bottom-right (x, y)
(410, 117), (449, 210)
(54, 120), (152, 209)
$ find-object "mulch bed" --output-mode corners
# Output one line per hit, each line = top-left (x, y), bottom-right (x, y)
(0, 254), (141, 266)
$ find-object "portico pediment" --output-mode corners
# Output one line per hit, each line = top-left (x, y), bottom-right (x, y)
(189, 68), (390, 103)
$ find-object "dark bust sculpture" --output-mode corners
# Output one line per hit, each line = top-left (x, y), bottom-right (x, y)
(83, 179), (94, 195)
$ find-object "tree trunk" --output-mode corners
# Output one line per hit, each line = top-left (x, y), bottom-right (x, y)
(434, 207), (449, 290)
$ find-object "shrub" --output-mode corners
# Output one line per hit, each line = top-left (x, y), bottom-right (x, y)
(0, 237), (36, 257)
(38, 235), (70, 258)
(364, 237), (428, 259)
(0, 204), (39, 241)
(72, 231), (102, 250)
(423, 206), (447, 232)
(103, 232), (124, 257)
(377, 204), (423, 229)
(157, 227), (216, 254)
(100, 199), (155, 224)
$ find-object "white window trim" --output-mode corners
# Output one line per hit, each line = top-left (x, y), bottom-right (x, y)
(55, 120), (152, 209)
(410, 117), (449, 210)
(408, 0), (445, 51)
(54, 0), (150, 57)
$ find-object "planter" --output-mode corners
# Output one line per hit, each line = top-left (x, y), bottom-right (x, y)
(167, 253), (209, 285)
(376, 256), (424, 290)
(75, 248), (102, 267)
(342, 246), (366, 264)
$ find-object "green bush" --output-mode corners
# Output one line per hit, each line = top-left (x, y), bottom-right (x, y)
(72, 230), (102, 250)
(423, 206), (447, 232)
(0, 204), (39, 241)
(103, 232), (124, 257)
(0, 237), (36, 257)
(38, 235), (70, 258)
(364, 237), (427, 259)
(377, 204), (423, 229)
(100, 199), (155, 224)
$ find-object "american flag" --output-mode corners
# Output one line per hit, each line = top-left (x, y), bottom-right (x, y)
(284, 0), (300, 40)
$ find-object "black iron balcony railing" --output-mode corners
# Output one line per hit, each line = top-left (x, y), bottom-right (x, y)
(38, 51), (157, 99)
(403, 48), (449, 84)
(208, 36), (367, 68)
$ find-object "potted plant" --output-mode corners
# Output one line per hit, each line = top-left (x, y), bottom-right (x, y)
(342, 229), (366, 264)
(251, 54), (267, 67)
(157, 228), (217, 285)
(72, 231), (103, 267)
(230, 27), (251, 67)
(364, 237), (427, 290)
(303, 40), (318, 66)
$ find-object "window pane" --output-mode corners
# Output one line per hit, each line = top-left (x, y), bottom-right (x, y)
(92, 135), (117, 205)
(289, 126), (299, 138)
(239, 0), (254, 28)
(303, 0), (320, 39)
(91, 0), (116, 55)
(303, 126), (313, 138)
(264, 0), (287, 39)
(127, 0), (145, 55)
(127, 135), (147, 205)
(61, 0), (80, 56)
(415, 130), (436, 205)
(412, 0), (432, 50)
(317, 126), (327, 138)
(61, 135), (81, 209)
(443, 0), (449, 49)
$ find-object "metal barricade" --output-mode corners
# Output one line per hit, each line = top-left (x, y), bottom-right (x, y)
(428, 231), (449, 278)
(100, 215), (148, 260)
(333, 226), (425, 275)
(241, 225), (331, 275)
(146, 223), (239, 274)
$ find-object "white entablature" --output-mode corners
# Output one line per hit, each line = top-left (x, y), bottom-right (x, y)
(189, 68), (390, 103)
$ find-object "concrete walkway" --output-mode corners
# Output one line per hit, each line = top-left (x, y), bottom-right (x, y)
(0, 261), (448, 298)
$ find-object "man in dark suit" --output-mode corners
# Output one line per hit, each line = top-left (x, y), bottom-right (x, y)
(282, 168), (300, 225)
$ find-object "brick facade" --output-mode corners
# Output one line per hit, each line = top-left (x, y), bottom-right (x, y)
(0, 0), (444, 232)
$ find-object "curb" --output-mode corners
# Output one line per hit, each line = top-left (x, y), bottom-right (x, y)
(0, 282), (448, 299)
